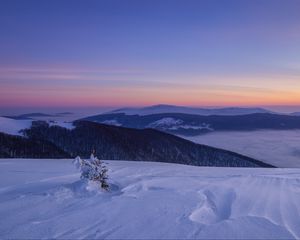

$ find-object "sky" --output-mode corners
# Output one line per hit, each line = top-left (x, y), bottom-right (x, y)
(1, 0), (300, 112)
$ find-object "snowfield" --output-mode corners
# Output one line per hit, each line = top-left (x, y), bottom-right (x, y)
(0, 159), (300, 239)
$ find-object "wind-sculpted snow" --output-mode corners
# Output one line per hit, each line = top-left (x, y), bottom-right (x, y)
(0, 159), (299, 239)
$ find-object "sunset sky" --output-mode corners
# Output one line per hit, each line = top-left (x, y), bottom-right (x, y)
(1, 0), (300, 111)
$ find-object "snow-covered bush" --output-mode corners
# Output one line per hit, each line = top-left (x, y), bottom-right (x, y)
(73, 154), (109, 190)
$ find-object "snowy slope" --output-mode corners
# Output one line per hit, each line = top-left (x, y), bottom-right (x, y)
(0, 159), (299, 239)
(0, 117), (32, 136)
(108, 104), (272, 116)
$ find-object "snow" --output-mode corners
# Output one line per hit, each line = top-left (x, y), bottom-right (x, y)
(0, 117), (32, 136)
(146, 118), (213, 131)
(100, 119), (122, 126)
(1, 159), (300, 239)
(146, 117), (183, 128)
(182, 130), (300, 168)
(170, 123), (213, 130)
(108, 104), (273, 116)
(48, 120), (75, 129)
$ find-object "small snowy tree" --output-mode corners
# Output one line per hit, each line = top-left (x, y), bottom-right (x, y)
(73, 153), (109, 191)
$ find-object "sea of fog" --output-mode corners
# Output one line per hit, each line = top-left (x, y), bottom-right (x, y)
(182, 130), (300, 168)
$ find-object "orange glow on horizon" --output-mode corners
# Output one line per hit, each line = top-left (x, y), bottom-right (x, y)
(1, 65), (300, 108)
(1, 85), (300, 108)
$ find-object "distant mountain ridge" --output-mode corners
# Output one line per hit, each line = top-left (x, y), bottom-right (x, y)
(4, 112), (74, 120)
(83, 112), (300, 136)
(4, 113), (52, 120)
(107, 104), (273, 116)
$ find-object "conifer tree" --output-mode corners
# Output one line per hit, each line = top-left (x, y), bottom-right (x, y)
(73, 151), (109, 190)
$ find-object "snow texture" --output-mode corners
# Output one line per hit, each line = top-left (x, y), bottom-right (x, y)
(183, 130), (300, 168)
(0, 159), (299, 239)
(0, 117), (32, 136)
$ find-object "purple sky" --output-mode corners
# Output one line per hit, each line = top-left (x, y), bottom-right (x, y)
(1, 0), (300, 111)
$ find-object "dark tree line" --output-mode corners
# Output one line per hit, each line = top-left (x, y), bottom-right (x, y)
(0, 132), (70, 158)
(6, 120), (274, 168)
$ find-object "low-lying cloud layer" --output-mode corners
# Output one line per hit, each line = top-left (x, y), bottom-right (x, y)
(183, 130), (300, 168)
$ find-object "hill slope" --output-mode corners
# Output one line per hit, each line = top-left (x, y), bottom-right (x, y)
(18, 121), (273, 168)
(0, 132), (70, 158)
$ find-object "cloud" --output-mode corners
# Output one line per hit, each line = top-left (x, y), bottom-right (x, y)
(184, 130), (300, 168)
(0, 65), (145, 81)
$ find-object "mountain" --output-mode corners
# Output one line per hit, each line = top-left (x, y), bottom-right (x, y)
(4, 112), (74, 120)
(82, 112), (300, 136)
(107, 104), (273, 116)
(4, 113), (54, 120)
(7, 120), (272, 168)
(291, 112), (300, 116)
(0, 132), (70, 158)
